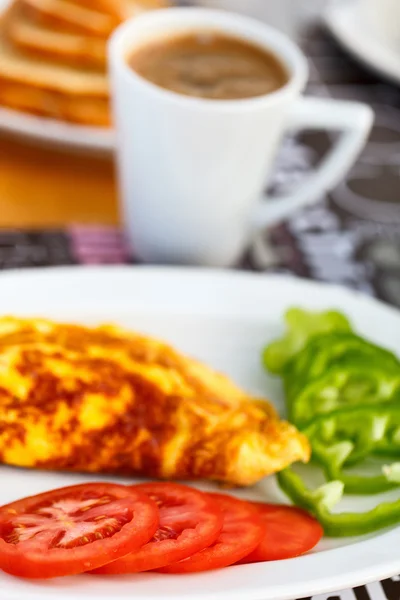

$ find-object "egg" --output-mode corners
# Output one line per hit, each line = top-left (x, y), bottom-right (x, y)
(0, 317), (310, 486)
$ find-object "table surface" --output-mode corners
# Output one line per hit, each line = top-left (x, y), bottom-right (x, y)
(0, 134), (119, 228)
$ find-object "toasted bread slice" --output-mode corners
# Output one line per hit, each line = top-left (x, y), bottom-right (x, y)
(0, 80), (110, 125)
(122, 0), (170, 18)
(0, 9), (110, 125)
(68, 0), (124, 18)
(18, 0), (168, 36)
(19, 0), (120, 36)
(0, 33), (108, 95)
(0, 0), (167, 125)
(8, 6), (107, 68)
(68, 0), (170, 19)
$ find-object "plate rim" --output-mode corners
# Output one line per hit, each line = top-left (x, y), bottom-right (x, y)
(0, 265), (399, 600)
(0, 263), (399, 318)
(324, 0), (400, 86)
(0, 107), (115, 152)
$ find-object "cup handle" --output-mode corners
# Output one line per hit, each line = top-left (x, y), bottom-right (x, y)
(253, 97), (374, 228)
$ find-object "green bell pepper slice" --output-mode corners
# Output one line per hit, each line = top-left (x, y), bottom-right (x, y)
(278, 467), (400, 537)
(263, 308), (351, 375)
(373, 399), (400, 457)
(284, 331), (400, 407)
(310, 438), (397, 495)
(288, 361), (400, 428)
(305, 406), (400, 494)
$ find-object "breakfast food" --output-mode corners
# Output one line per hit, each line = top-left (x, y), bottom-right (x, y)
(238, 502), (323, 563)
(0, 482), (323, 579)
(0, 21), (110, 125)
(0, 482), (159, 578)
(19, 0), (121, 36)
(264, 307), (400, 537)
(158, 493), (265, 574)
(91, 483), (224, 573)
(0, 316), (309, 486)
(0, 0), (167, 125)
(7, 7), (108, 67)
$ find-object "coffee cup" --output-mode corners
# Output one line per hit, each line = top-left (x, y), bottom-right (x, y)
(109, 8), (373, 267)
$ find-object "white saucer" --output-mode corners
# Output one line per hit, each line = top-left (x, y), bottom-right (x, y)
(324, 1), (400, 86)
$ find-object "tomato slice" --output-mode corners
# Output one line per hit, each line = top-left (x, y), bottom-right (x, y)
(159, 493), (264, 574)
(92, 482), (223, 574)
(238, 503), (323, 563)
(0, 483), (158, 579)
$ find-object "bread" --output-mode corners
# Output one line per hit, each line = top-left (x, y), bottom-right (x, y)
(0, 80), (110, 125)
(19, 0), (120, 36)
(5, 0), (168, 69)
(8, 6), (107, 68)
(0, 0), (168, 126)
(71, 0), (169, 19)
(68, 0), (126, 18)
(0, 7), (110, 125)
(18, 0), (168, 35)
(0, 30), (108, 95)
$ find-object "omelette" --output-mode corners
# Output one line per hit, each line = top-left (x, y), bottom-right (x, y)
(0, 317), (310, 486)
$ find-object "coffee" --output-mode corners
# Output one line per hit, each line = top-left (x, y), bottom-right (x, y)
(128, 31), (288, 100)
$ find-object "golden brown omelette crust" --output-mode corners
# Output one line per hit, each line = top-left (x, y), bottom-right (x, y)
(0, 317), (310, 486)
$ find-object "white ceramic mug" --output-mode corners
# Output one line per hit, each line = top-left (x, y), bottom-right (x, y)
(109, 8), (373, 267)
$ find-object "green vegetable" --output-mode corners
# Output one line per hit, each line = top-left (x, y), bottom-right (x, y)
(264, 306), (400, 535)
(263, 308), (351, 375)
(383, 463), (400, 483)
(305, 406), (400, 494)
(284, 331), (400, 411)
(372, 397), (400, 457)
(289, 362), (400, 428)
(312, 409), (391, 467)
(278, 467), (400, 537)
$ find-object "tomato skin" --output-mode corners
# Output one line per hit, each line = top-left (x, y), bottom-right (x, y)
(238, 503), (323, 564)
(92, 482), (223, 574)
(0, 483), (159, 579)
(159, 493), (264, 574)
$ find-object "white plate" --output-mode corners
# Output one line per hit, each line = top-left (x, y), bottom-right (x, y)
(1, 266), (400, 600)
(324, 0), (400, 86)
(0, 0), (115, 152)
(0, 106), (115, 151)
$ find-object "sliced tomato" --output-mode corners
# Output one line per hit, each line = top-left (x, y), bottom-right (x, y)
(92, 482), (223, 574)
(238, 503), (323, 564)
(159, 493), (264, 574)
(0, 482), (158, 579)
